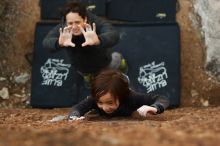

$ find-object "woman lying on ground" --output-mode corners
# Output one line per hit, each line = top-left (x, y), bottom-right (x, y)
(68, 69), (169, 120)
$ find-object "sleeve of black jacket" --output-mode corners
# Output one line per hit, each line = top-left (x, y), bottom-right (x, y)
(42, 23), (63, 51)
(88, 12), (119, 49)
(130, 90), (170, 114)
(68, 96), (96, 119)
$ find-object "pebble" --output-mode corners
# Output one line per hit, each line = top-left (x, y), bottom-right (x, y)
(0, 77), (6, 81)
(0, 87), (9, 99)
(14, 73), (30, 84)
(49, 115), (67, 122)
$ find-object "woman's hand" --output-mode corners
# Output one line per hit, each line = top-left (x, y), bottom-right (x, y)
(68, 110), (84, 121)
(137, 105), (157, 117)
(68, 116), (85, 121)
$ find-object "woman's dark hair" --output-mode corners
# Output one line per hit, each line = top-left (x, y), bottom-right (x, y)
(91, 69), (130, 102)
(62, 1), (87, 20)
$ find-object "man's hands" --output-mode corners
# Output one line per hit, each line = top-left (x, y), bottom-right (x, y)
(79, 23), (100, 47)
(58, 23), (100, 48)
(137, 105), (157, 117)
(59, 26), (75, 47)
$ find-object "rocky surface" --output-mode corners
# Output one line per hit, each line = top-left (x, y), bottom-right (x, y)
(176, 0), (220, 106)
(0, 0), (39, 108)
(193, 0), (220, 81)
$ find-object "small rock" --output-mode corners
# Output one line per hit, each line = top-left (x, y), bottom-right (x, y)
(0, 77), (6, 81)
(208, 77), (212, 81)
(200, 99), (209, 107)
(25, 100), (30, 105)
(0, 87), (9, 99)
(191, 89), (199, 98)
(14, 73), (30, 84)
(49, 115), (67, 122)
(21, 87), (25, 94)
(203, 101), (209, 107)
(13, 94), (24, 98)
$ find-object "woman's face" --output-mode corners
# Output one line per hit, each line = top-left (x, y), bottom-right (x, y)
(66, 12), (87, 36)
(97, 92), (120, 114)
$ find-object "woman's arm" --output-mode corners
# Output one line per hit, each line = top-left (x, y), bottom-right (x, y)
(130, 90), (170, 115)
(68, 96), (96, 120)
(88, 12), (120, 49)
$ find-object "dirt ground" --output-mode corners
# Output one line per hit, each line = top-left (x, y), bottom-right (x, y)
(0, 1), (220, 146)
(0, 107), (219, 146)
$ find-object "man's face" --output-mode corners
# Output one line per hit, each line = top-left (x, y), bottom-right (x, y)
(97, 92), (120, 114)
(66, 12), (87, 36)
